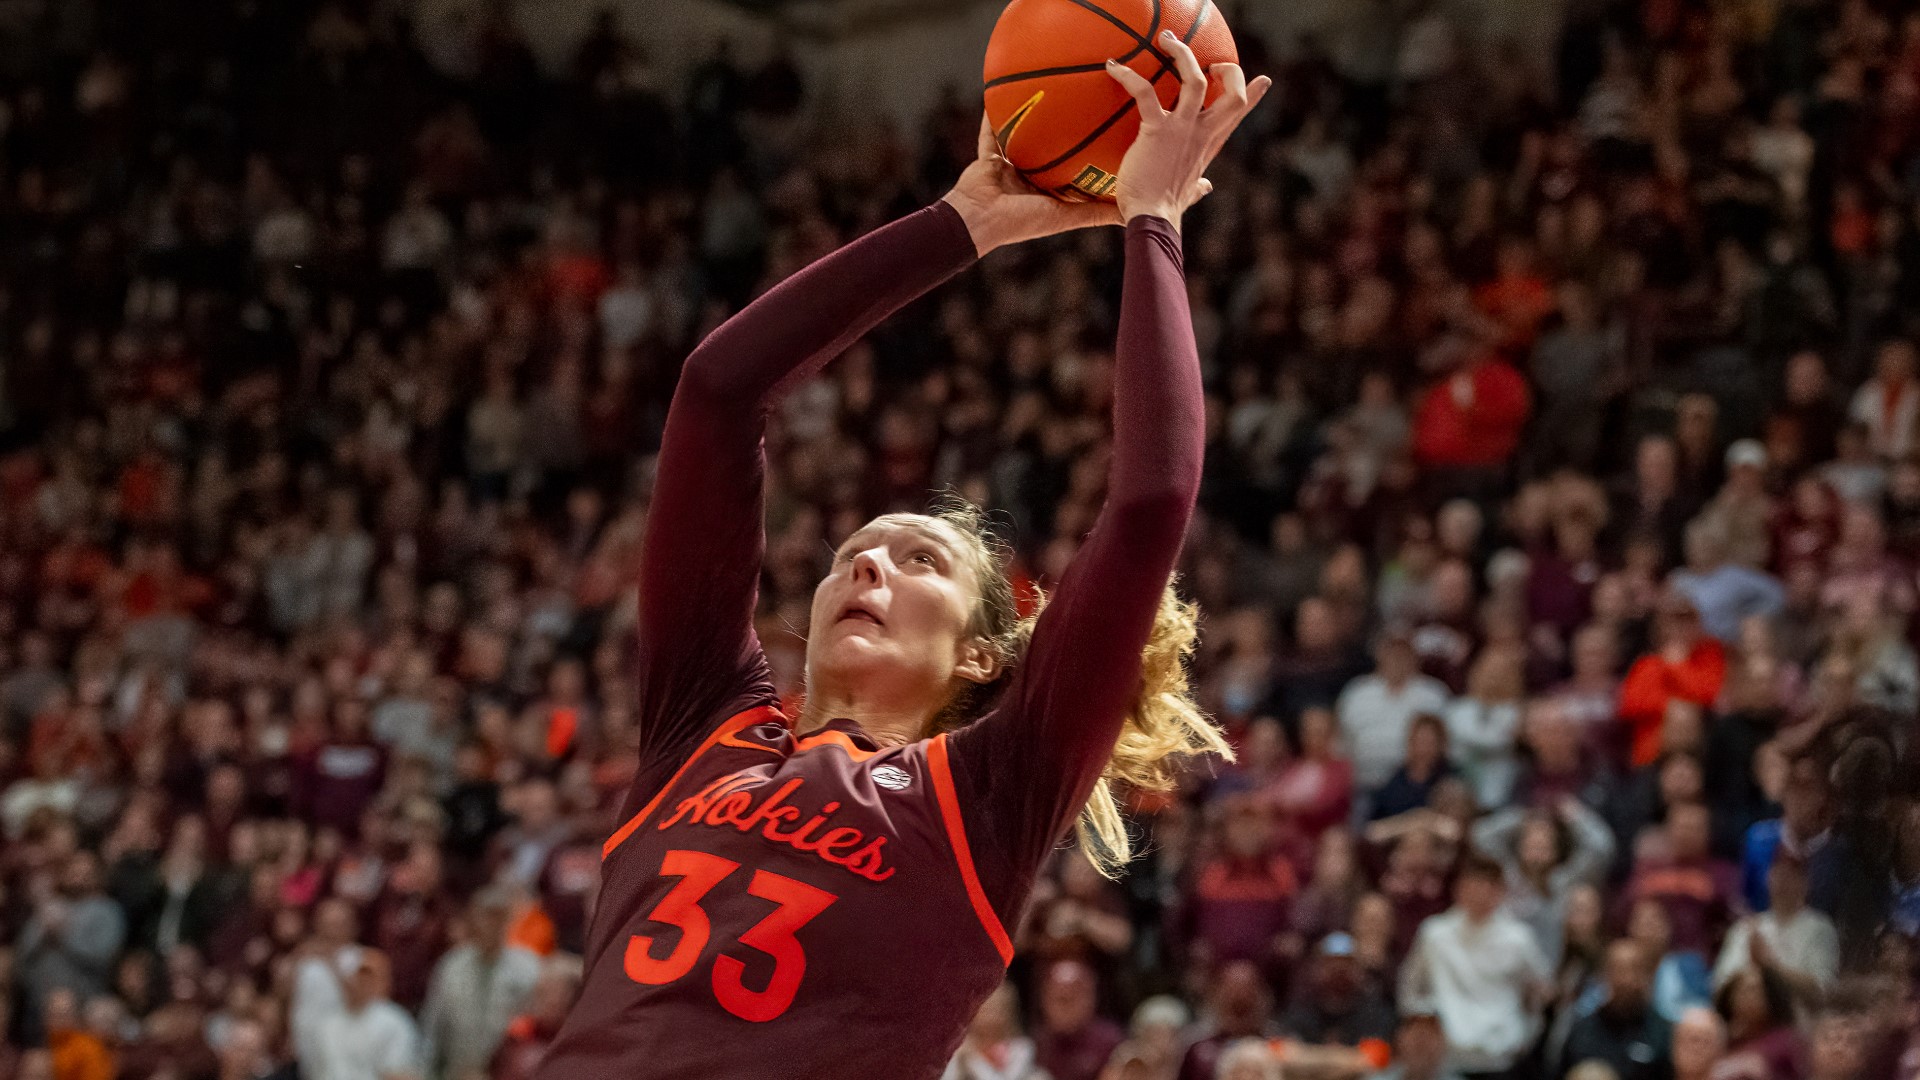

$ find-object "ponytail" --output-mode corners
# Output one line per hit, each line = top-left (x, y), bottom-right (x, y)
(921, 498), (1232, 878)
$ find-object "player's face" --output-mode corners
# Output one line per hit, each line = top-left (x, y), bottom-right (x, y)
(808, 516), (995, 713)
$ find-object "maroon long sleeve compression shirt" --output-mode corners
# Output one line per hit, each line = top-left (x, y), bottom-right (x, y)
(535, 202), (1203, 1080)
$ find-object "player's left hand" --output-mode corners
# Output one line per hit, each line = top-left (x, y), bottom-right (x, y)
(942, 113), (1123, 256)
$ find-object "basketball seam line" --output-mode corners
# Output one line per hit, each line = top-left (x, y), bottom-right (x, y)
(985, 0), (1161, 87)
(986, 59), (1131, 89)
(1056, 0), (1159, 50)
(1018, 0), (1209, 179)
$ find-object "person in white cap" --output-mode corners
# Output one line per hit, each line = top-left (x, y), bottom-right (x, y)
(1693, 439), (1776, 570)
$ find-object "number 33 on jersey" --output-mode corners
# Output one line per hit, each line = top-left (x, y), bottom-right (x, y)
(557, 706), (1010, 1073)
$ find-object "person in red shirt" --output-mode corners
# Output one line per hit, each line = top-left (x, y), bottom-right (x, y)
(1411, 337), (1533, 504)
(534, 52), (1269, 1080)
(1620, 591), (1728, 767)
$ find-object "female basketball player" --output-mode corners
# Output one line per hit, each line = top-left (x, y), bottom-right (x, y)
(535, 37), (1269, 1080)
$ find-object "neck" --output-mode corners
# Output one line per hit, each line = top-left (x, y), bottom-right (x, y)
(796, 692), (928, 749)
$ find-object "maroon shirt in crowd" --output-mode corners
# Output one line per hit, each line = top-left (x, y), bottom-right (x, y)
(1185, 853), (1299, 967)
(1624, 854), (1742, 953)
(1035, 1017), (1128, 1080)
(290, 736), (386, 837)
(534, 204), (1206, 1080)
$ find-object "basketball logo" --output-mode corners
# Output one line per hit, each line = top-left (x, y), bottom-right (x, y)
(871, 766), (913, 791)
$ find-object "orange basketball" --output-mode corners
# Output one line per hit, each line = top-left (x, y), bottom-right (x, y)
(983, 0), (1236, 202)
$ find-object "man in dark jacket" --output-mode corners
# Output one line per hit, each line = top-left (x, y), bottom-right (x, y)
(1560, 939), (1673, 1080)
(1280, 932), (1397, 1046)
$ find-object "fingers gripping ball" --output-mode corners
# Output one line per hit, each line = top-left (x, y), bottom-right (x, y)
(983, 0), (1237, 202)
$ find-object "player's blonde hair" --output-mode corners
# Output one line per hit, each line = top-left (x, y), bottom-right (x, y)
(903, 497), (1232, 878)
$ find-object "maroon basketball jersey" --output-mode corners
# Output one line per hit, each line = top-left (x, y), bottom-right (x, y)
(534, 706), (1013, 1080)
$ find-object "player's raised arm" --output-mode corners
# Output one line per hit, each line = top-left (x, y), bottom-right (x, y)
(947, 38), (1270, 889)
(631, 125), (1120, 778)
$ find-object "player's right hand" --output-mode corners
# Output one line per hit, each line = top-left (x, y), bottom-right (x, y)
(1105, 33), (1270, 232)
(942, 113), (1123, 256)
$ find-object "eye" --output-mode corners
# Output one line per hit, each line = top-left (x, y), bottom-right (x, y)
(909, 550), (937, 568)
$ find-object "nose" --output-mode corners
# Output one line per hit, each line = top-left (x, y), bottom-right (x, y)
(849, 546), (887, 585)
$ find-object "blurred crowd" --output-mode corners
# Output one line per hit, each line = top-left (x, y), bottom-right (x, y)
(0, 0), (1918, 1079)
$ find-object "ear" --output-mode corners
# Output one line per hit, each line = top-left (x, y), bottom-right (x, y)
(953, 637), (1001, 686)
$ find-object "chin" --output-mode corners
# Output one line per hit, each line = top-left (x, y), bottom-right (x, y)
(810, 637), (897, 681)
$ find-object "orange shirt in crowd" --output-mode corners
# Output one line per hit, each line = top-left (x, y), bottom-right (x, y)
(48, 1028), (115, 1080)
(1618, 638), (1728, 766)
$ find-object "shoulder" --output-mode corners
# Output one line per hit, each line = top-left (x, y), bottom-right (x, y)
(1487, 911), (1528, 937)
(1802, 910), (1839, 937)
(432, 944), (475, 973)
(1338, 677), (1380, 705)
(374, 1001), (420, 1034)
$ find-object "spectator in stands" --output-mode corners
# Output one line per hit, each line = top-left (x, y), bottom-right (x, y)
(418, 887), (539, 1080)
(305, 951), (421, 1080)
(1397, 855), (1551, 1077)
(1340, 632), (1453, 797)
(1740, 759), (1838, 916)
(1184, 796), (1298, 974)
(1471, 797), (1615, 964)
(1265, 706), (1355, 840)
(1668, 1010), (1726, 1080)
(1712, 968), (1802, 1080)
(214, 1016), (297, 1080)
(1099, 996), (1189, 1080)
(1035, 960), (1125, 1080)
(1178, 963), (1278, 1080)
(1619, 595), (1727, 768)
(1212, 1039), (1281, 1080)
(944, 982), (1047, 1080)
(1848, 340), (1920, 460)
(1369, 1012), (1459, 1080)
(16, 854), (125, 1041)
(40, 987), (113, 1080)
(1667, 520), (1783, 646)
(1712, 857), (1838, 1001)
(1410, 338), (1533, 504)
(488, 956), (583, 1080)
(1558, 939), (1672, 1080)
(1623, 802), (1742, 958)
(1444, 646), (1527, 810)
(1369, 715), (1456, 823)
(1279, 932), (1396, 1048)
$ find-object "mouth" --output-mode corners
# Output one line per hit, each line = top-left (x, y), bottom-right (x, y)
(835, 603), (885, 628)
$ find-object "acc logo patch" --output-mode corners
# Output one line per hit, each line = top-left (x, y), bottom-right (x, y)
(871, 765), (913, 791)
